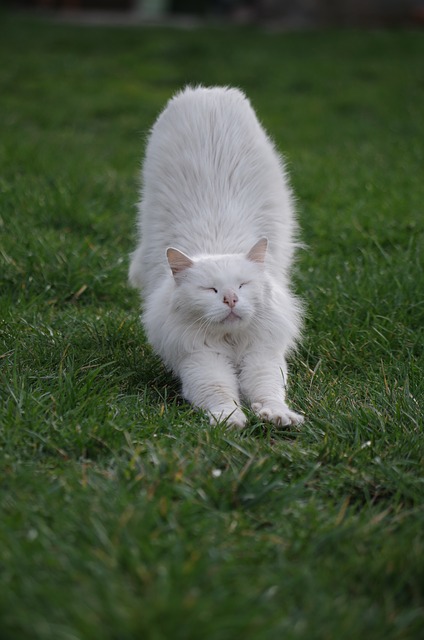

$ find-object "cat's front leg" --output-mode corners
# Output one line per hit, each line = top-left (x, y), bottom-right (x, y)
(240, 350), (304, 427)
(178, 351), (246, 429)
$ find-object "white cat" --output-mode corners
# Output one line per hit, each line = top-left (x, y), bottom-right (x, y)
(129, 86), (304, 428)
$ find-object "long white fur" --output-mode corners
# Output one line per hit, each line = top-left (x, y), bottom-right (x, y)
(129, 86), (304, 428)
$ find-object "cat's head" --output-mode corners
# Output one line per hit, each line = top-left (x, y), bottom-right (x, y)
(166, 238), (268, 330)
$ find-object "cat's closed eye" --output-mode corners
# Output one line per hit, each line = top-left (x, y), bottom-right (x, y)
(239, 282), (250, 289)
(200, 286), (218, 293)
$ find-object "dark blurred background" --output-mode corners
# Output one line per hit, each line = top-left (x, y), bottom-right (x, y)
(6, 0), (424, 27)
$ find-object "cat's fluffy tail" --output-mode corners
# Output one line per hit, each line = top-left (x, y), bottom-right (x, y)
(128, 246), (144, 289)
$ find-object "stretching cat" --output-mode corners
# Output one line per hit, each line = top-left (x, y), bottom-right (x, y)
(129, 86), (304, 428)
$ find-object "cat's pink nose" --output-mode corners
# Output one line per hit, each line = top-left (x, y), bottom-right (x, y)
(223, 291), (238, 308)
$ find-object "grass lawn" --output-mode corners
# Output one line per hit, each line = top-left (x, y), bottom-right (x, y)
(1, 10), (423, 639)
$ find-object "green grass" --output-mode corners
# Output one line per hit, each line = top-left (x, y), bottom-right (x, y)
(1, 11), (424, 639)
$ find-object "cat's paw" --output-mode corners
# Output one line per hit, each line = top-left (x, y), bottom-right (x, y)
(251, 401), (304, 428)
(208, 406), (247, 429)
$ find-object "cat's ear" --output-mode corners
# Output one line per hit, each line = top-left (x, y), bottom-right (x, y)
(167, 247), (194, 277)
(246, 238), (268, 264)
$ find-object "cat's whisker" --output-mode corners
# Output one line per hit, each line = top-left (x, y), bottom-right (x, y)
(189, 319), (208, 348)
(179, 315), (207, 344)
(191, 316), (215, 349)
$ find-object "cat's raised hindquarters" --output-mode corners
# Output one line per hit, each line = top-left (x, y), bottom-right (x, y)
(129, 86), (304, 428)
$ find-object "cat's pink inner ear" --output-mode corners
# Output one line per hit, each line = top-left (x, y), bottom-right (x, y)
(167, 247), (194, 276)
(246, 238), (268, 264)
